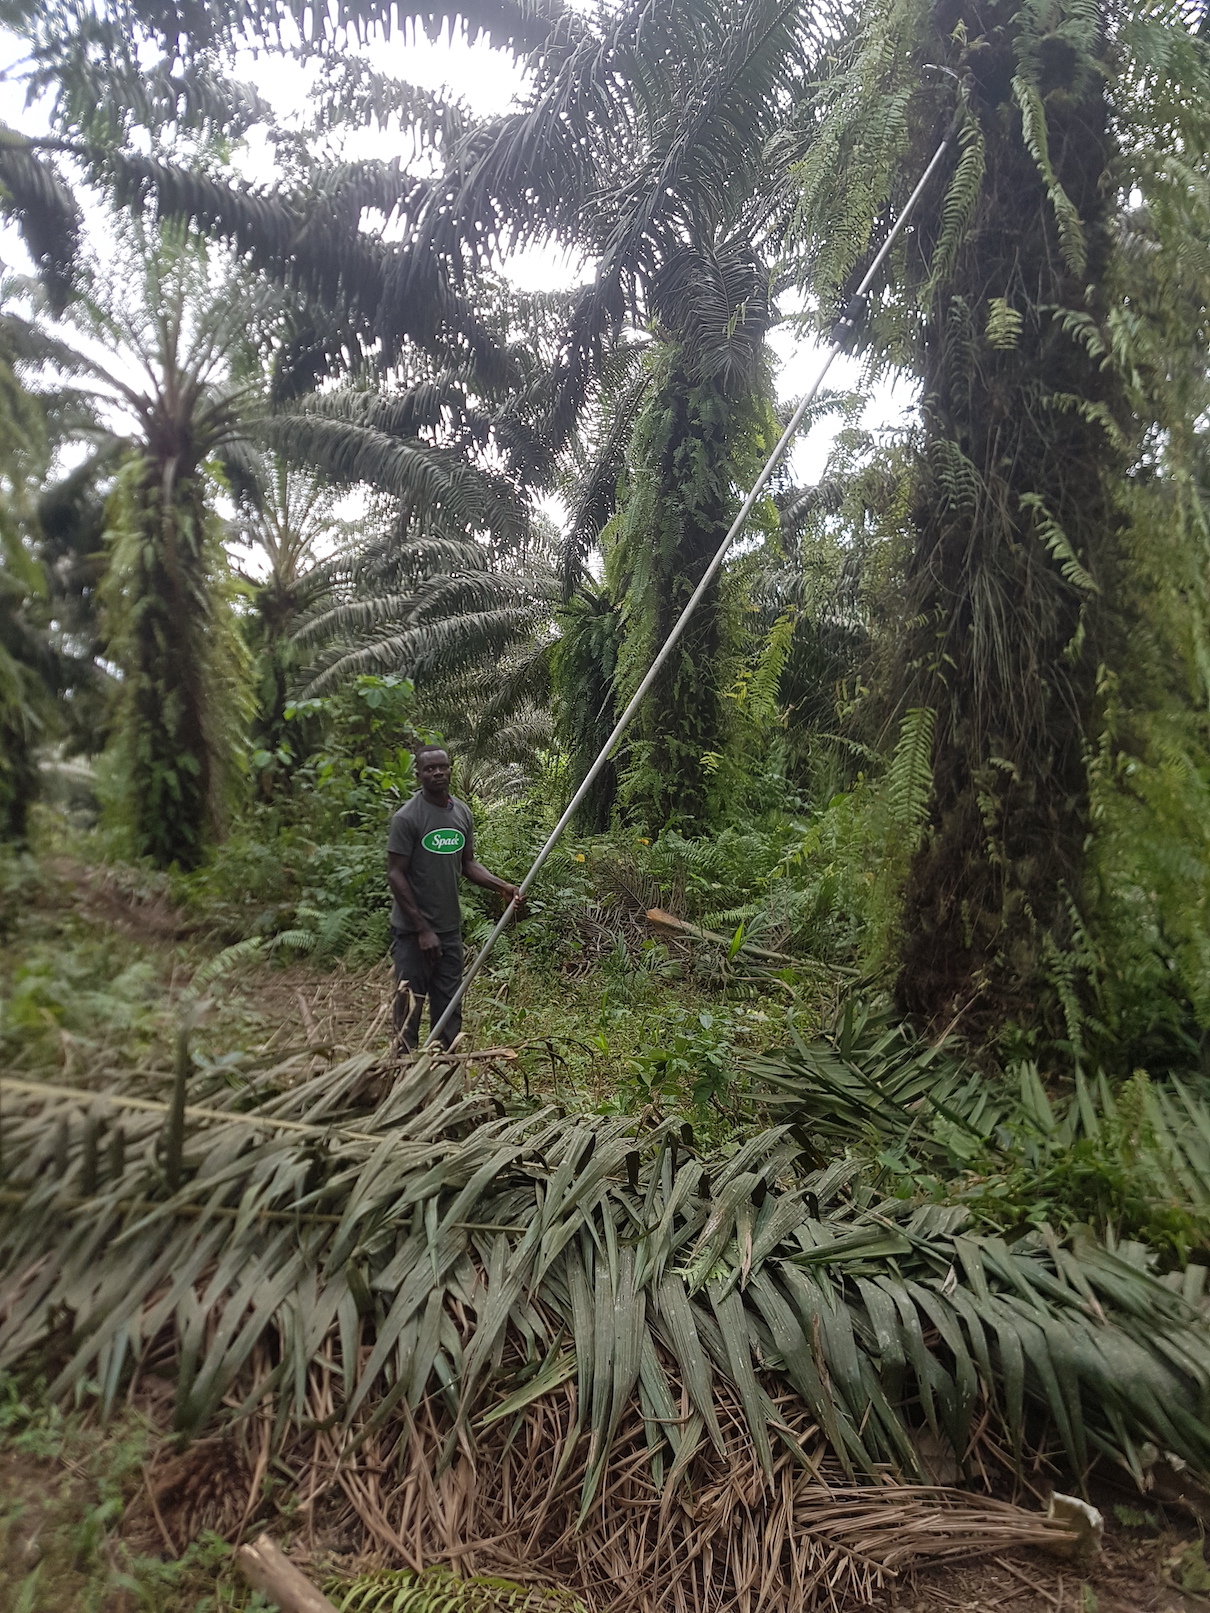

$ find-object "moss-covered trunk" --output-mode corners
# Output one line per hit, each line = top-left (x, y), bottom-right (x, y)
(893, 0), (1127, 1027)
(105, 454), (238, 870)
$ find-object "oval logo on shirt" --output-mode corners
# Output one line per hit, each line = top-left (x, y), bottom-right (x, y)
(421, 828), (466, 855)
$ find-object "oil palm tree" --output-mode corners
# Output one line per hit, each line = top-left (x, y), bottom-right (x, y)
(222, 450), (353, 795)
(0, 303), (58, 840)
(793, 0), (1210, 1030)
(30, 219), (270, 867)
(400, 0), (828, 828)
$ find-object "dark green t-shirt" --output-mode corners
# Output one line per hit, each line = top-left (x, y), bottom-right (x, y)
(387, 792), (475, 934)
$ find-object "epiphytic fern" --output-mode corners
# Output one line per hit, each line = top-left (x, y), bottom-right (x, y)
(924, 112), (985, 303)
(1019, 492), (1099, 596)
(885, 705), (935, 846)
(985, 297), (1024, 351)
(1011, 77), (1087, 278)
(925, 436), (981, 516)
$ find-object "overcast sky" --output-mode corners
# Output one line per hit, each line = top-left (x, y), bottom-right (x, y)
(0, 20), (909, 491)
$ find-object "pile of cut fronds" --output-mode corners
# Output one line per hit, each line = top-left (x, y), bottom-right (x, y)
(1, 1042), (1208, 1611)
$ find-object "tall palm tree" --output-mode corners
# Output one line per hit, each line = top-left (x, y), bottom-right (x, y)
(384, 0), (826, 828)
(223, 451), (351, 793)
(793, 0), (1210, 1029)
(0, 302), (58, 841)
(33, 220), (270, 867)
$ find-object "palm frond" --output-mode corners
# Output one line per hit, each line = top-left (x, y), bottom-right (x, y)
(744, 998), (1210, 1257)
(248, 0), (575, 55)
(0, 128), (83, 312)
(261, 414), (528, 547)
(334, 1567), (587, 1613)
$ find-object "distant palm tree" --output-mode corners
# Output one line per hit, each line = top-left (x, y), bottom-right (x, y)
(29, 220), (269, 867)
(0, 303), (59, 841)
(223, 450), (352, 794)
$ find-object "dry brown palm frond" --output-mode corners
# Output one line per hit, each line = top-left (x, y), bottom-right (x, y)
(138, 1341), (1083, 1613)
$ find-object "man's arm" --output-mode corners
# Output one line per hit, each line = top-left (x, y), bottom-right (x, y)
(387, 852), (443, 956)
(461, 847), (522, 907)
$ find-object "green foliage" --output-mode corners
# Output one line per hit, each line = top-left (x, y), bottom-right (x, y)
(746, 998), (1210, 1262)
(0, 1379), (247, 1612)
(231, 452), (349, 801)
(884, 707), (934, 847)
(0, 844), (42, 939)
(0, 303), (61, 844)
(181, 675), (438, 962)
(608, 1005), (740, 1125)
(551, 586), (621, 833)
(1085, 699), (1210, 1058)
(27, 219), (271, 871)
(334, 1566), (586, 1613)
(792, 0), (1210, 1034)
(285, 674), (432, 831)
(182, 824), (390, 965)
(2, 941), (161, 1054)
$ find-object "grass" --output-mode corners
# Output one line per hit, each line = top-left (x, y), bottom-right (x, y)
(0, 1380), (252, 1612)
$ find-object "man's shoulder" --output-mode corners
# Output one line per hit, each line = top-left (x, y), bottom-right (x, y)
(449, 794), (473, 821)
(389, 793), (425, 831)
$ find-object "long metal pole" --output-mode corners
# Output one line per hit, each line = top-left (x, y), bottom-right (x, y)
(425, 121), (960, 1048)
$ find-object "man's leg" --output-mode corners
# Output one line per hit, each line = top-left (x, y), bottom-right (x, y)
(390, 928), (431, 1051)
(426, 932), (465, 1048)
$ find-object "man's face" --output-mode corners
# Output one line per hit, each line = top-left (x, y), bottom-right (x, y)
(419, 750), (452, 793)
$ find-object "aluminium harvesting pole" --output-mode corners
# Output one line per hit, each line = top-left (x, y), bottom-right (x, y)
(425, 111), (964, 1049)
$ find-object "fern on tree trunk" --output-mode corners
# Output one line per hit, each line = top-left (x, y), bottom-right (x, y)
(795, 0), (1144, 1030)
(102, 458), (246, 869)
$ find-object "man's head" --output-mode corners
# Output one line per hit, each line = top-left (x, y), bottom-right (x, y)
(415, 745), (451, 798)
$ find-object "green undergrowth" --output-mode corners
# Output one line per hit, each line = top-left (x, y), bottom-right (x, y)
(745, 1001), (1210, 1265)
(7, 828), (1210, 1257)
(0, 839), (828, 1134)
(0, 1381), (252, 1612)
(463, 954), (802, 1142)
(0, 855), (293, 1085)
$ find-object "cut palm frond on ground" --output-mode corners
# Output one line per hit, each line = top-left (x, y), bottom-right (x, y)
(1, 1045), (1208, 1610)
(744, 998), (1210, 1259)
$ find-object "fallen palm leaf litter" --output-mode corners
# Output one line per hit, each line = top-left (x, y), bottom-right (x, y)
(1, 1036), (1208, 1611)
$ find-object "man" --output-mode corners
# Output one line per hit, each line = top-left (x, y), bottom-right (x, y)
(386, 745), (521, 1050)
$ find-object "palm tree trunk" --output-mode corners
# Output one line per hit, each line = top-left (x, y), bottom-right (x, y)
(611, 362), (767, 832)
(894, 0), (1127, 1028)
(117, 464), (218, 869)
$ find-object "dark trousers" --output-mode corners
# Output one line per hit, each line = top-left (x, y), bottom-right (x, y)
(391, 927), (464, 1050)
